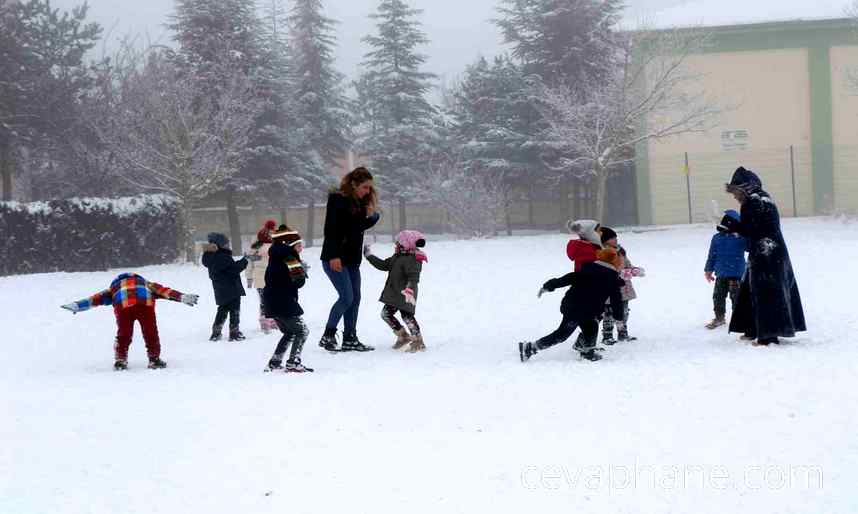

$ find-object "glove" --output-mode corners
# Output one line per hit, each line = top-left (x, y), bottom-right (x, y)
(61, 302), (80, 313)
(180, 294), (199, 306)
(402, 288), (416, 306)
(363, 244), (372, 257)
(537, 287), (547, 298)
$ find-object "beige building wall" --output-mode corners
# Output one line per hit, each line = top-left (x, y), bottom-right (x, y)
(830, 46), (858, 212)
(646, 48), (813, 225)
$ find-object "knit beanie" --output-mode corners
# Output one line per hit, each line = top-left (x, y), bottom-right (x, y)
(600, 226), (618, 245)
(596, 248), (623, 270)
(272, 227), (303, 248)
(207, 232), (229, 249)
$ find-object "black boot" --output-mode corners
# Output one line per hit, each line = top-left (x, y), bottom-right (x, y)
(342, 332), (374, 352)
(519, 341), (537, 362)
(148, 357), (167, 369)
(581, 350), (603, 362)
(265, 358), (283, 372)
(319, 327), (339, 351)
(114, 359), (128, 371)
(229, 328), (246, 341)
(210, 324), (223, 342)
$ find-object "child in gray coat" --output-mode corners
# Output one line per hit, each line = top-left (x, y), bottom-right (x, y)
(364, 230), (427, 352)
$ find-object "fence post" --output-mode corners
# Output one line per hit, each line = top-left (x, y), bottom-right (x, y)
(790, 145), (798, 217)
(684, 152), (692, 224)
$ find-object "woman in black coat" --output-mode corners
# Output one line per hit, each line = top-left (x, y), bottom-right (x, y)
(721, 167), (806, 345)
(318, 167), (380, 352)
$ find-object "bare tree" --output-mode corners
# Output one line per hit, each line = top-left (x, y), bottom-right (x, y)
(93, 49), (263, 259)
(420, 153), (508, 239)
(538, 26), (721, 222)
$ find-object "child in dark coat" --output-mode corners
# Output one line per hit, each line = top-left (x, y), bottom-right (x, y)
(202, 232), (248, 341)
(364, 230), (428, 352)
(263, 227), (313, 372)
(520, 248), (626, 362)
(61, 273), (198, 370)
(599, 227), (646, 344)
(704, 210), (747, 329)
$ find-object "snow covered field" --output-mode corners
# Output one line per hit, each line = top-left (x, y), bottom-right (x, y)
(2, 217), (856, 514)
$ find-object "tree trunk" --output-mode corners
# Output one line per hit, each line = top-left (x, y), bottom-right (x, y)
(595, 170), (609, 224)
(398, 197), (407, 232)
(527, 183), (535, 228)
(226, 186), (243, 254)
(1, 141), (13, 202)
(502, 188), (512, 236)
(306, 198), (315, 248)
(179, 202), (196, 262)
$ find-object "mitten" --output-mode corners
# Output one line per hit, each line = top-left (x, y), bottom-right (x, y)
(61, 303), (80, 313)
(181, 294), (199, 306)
(402, 288), (416, 306)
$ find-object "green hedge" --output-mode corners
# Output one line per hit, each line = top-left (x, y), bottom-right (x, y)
(0, 195), (180, 276)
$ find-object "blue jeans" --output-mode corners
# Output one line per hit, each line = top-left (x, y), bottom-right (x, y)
(323, 261), (362, 335)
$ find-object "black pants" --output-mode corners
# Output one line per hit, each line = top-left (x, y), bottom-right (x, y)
(535, 314), (598, 352)
(381, 305), (421, 336)
(271, 316), (309, 364)
(713, 277), (740, 318)
(213, 297), (241, 332)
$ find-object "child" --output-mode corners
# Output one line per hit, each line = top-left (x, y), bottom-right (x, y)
(262, 227), (313, 372)
(704, 210), (747, 329)
(599, 227), (646, 344)
(519, 248), (626, 362)
(61, 273), (198, 370)
(364, 230), (428, 352)
(202, 232), (248, 341)
(248, 220), (277, 333)
(565, 219), (603, 271)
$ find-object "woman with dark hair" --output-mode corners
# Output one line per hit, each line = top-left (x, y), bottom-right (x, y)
(318, 167), (381, 351)
(721, 166), (806, 345)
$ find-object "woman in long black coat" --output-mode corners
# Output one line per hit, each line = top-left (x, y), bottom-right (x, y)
(721, 167), (806, 344)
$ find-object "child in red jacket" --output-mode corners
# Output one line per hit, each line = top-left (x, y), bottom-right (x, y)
(61, 273), (198, 370)
(565, 219), (603, 272)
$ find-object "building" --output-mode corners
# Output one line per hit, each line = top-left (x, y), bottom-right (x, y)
(636, 17), (858, 225)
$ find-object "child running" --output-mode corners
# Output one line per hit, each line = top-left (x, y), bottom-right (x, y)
(519, 248), (625, 362)
(364, 230), (428, 352)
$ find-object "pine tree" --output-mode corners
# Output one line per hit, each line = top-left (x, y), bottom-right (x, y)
(286, 0), (352, 199)
(355, 0), (437, 229)
(494, 0), (623, 87)
(0, 0), (101, 200)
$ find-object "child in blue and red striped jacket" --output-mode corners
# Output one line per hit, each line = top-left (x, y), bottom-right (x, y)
(61, 273), (198, 370)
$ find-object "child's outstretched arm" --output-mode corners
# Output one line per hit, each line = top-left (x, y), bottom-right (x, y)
(61, 289), (112, 313)
(147, 282), (198, 306)
(364, 245), (392, 271)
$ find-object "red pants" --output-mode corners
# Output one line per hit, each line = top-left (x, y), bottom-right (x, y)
(113, 304), (160, 361)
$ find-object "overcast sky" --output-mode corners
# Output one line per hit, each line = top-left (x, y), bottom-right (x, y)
(55, 0), (855, 84)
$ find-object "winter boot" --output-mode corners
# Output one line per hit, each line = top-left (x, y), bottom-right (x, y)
(753, 337), (779, 346)
(229, 329), (246, 342)
(405, 335), (426, 353)
(147, 357), (167, 369)
(285, 360), (314, 373)
(265, 358), (283, 372)
(319, 327), (339, 351)
(519, 341), (538, 362)
(392, 328), (412, 350)
(113, 359), (128, 371)
(601, 334), (617, 346)
(342, 332), (375, 352)
(580, 350), (603, 362)
(617, 325), (637, 342)
(209, 324), (223, 342)
(705, 316), (726, 330)
(573, 333), (597, 354)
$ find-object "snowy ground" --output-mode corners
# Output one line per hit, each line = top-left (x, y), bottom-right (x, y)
(2, 217), (856, 514)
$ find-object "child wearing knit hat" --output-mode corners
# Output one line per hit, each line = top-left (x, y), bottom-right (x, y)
(364, 230), (428, 352)
(599, 227), (646, 345)
(519, 247), (626, 363)
(262, 226), (313, 372)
